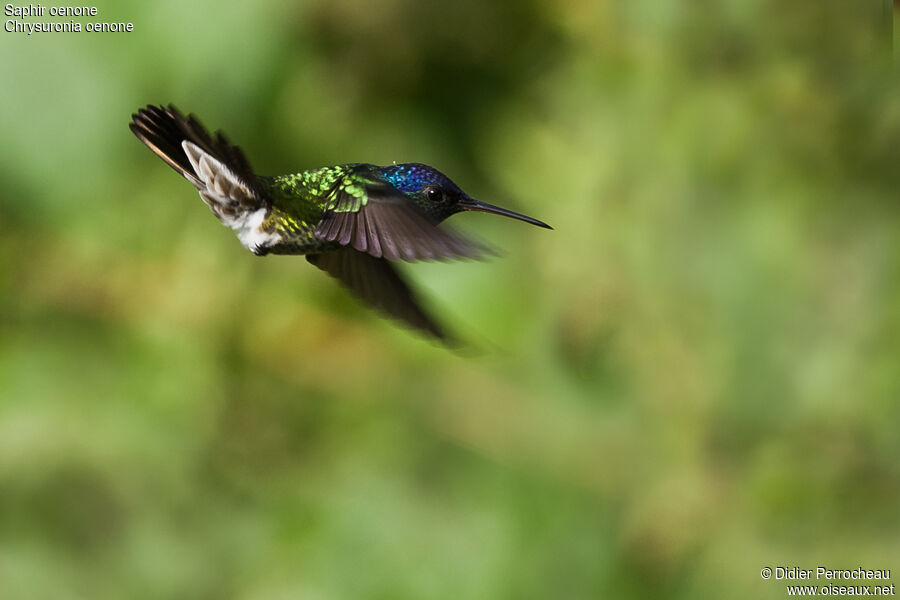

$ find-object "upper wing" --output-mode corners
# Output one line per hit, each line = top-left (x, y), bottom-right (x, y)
(314, 180), (490, 263)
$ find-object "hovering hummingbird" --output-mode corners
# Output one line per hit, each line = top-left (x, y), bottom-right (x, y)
(129, 105), (551, 341)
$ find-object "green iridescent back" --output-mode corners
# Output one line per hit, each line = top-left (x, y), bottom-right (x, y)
(258, 165), (362, 255)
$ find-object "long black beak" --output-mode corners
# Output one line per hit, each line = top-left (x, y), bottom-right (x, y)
(459, 197), (552, 229)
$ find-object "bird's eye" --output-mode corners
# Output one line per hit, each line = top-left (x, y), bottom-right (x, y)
(425, 186), (444, 202)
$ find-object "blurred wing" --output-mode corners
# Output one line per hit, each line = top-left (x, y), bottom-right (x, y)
(307, 247), (453, 342)
(314, 184), (488, 262)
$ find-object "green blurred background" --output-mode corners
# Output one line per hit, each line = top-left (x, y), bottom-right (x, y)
(1, 1), (898, 598)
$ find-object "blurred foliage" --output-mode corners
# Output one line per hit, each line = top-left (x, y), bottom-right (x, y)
(0, 0), (899, 598)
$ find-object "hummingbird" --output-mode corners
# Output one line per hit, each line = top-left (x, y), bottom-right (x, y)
(129, 104), (551, 341)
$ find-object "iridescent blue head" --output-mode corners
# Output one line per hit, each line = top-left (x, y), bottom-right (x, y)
(378, 162), (552, 228)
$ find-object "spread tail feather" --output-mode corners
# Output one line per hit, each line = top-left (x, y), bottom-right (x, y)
(129, 104), (263, 197)
(130, 104), (269, 230)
